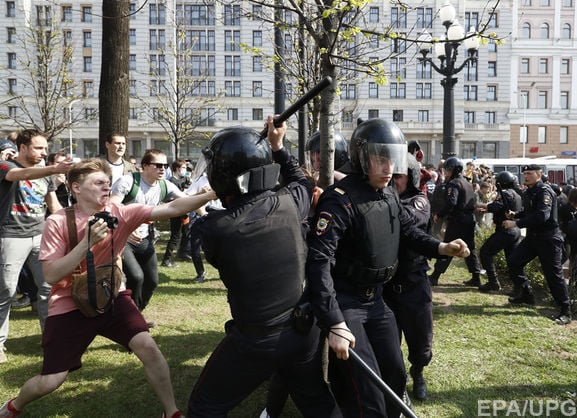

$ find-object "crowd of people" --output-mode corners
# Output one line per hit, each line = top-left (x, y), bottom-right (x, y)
(0, 118), (575, 417)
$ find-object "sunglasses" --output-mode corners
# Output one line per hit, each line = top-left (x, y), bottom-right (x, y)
(149, 163), (169, 169)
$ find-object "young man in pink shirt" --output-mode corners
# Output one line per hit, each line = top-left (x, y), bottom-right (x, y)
(1, 158), (215, 418)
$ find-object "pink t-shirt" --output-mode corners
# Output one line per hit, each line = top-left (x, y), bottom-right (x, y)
(40, 203), (154, 316)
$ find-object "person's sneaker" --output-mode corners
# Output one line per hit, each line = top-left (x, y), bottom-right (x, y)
(11, 295), (30, 309)
(161, 260), (178, 268)
(555, 307), (572, 325)
(193, 274), (206, 284)
(176, 254), (193, 262)
(478, 281), (501, 293)
(0, 347), (7, 364)
(0, 399), (22, 417)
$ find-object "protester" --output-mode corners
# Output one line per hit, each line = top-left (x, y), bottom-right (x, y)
(0, 158), (215, 417)
(503, 164), (572, 325)
(102, 133), (137, 186)
(187, 118), (340, 417)
(0, 129), (73, 364)
(110, 150), (186, 318)
(306, 118), (469, 417)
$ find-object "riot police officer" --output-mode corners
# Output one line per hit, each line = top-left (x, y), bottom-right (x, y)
(385, 153), (434, 401)
(428, 157), (482, 286)
(503, 164), (572, 325)
(475, 171), (523, 292)
(305, 130), (350, 174)
(187, 118), (340, 417)
(306, 118), (470, 417)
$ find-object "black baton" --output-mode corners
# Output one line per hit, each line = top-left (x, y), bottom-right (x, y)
(348, 348), (419, 418)
(259, 76), (333, 139)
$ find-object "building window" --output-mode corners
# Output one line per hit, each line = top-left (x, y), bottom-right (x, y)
(464, 85), (478, 101)
(252, 56), (262, 72)
(341, 84), (356, 100)
(85, 108), (96, 120)
(224, 4), (241, 26)
(227, 108), (238, 121)
(369, 7), (379, 23)
(538, 91), (548, 108)
(82, 6), (92, 23)
(538, 126), (546, 143)
(487, 12), (498, 28)
(539, 58), (548, 74)
(369, 82), (378, 98)
(8, 105), (17, 117)
(253, 30), (262, 47)
(488, 39), (497, 53)
(253, 81), (262, 97)
(482, 142), (497, 158)
(416, 8), (433, 28)
(225, 80), (241, 97)
(540, 0), (550, 5)
(369, 34), (379, 49)
(391, 7), (407, 28)
(149, 3), (166, 25)
(225, 30), (241, 51)
(521, 58), (530, 74)
(129, 80), (137, 96)
(461, 143), (476, 159)
(520, 91), (529, 108)
(417, 61), (432, 79)
(83, 57), (92, 72)
(487, 85), (497, 101)
(562, 59), (570, 74)
(129, 54), (136, 71)
(418, 110), (429, 122)
(563, 0), (573, 6)
(130, 29), (136, 45)
(62, 5), (72, 22)
(252, 108), (263, 121)
(465, 61), (477, 81)
(485, 111), (496, 124)
(522, 22), (531, 39)
(562, 23), (572, 39)
(8, 78), (17, 94)
(83, 80), (94, 97)
(129, 108), (138, 120)
(488, 61), (497, 77)
(540, 23), (549, 39)
(465, 12), (479, 30)
(7, 52), (16, 69)
(393, 110), (403, 122)
(368, 109), (379, 119)
(391, 34), (407, 53)
(7, 27), (15, 43)
(561, 91), (569, 109)
(390, 83), (406, 99)
(63, 29), (72, 46)
(130, 3), (136, 20)
(560, 126), (568, 144)
(225, 55), (241, 77)
(6, 1), (15, 17)
(464, 111), (476, 124)
(416, 83), (432, 99)
(390, 58), (406, 79)
(83, 31), (92, 48)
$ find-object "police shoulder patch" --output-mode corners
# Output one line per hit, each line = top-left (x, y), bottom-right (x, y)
(413, 195), (428, 211)
(315, 211), (333, 236)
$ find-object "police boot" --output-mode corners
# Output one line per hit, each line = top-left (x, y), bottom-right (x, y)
(463, 272), (481, 287)
(508, 285), (535, 305)
(410, 365), (427, 401)
(554, 305), (572, 325)
(478, 272), (501, 292)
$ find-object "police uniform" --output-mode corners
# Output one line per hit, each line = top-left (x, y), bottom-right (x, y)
(429, 172), (481, 285)
(383, 185), (433, 401)
(479, 187), (523, 290)
(508, 171), (570, 312)
(307, 173), (441, 418)
(187, 147), (339, 417)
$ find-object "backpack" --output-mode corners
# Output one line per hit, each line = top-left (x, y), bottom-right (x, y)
(122, 172), (167, 204)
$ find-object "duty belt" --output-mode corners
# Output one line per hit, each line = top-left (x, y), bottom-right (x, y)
(339, 260), (399, 286)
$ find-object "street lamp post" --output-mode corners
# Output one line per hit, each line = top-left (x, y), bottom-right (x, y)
(416, 0), (479, 159)
(68, 99), (80, 158)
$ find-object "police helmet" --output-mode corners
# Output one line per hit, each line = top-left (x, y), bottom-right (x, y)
(406, 153), (421, 191)
(495, 171), (517, 189)
(349, 119), (408, 176)
(305, 131), (349, 171)
(203, 126), (279, 198)
(443, 157), (464, 178)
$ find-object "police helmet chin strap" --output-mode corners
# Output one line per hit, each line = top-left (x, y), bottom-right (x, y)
(236, 163), (281, 194)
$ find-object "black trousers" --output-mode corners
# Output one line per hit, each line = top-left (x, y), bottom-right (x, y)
(433, 216), (481, 276)
(479, 228), (521, 281)
(508, 232), (570, 307)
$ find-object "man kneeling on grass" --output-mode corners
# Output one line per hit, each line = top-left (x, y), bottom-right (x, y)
(0, 158), (215, 418)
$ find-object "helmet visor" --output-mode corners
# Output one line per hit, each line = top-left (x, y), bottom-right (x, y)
(360, 143), (408, 175)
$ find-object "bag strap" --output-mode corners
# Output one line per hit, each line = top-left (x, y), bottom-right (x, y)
(123, 172), (141, 204)
(65, 206), (82, 275)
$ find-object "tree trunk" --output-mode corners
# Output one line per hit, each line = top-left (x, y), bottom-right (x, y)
(99, 0), (130, 154)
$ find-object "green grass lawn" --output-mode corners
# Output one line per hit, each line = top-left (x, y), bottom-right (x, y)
(2, 249), (576, 417)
